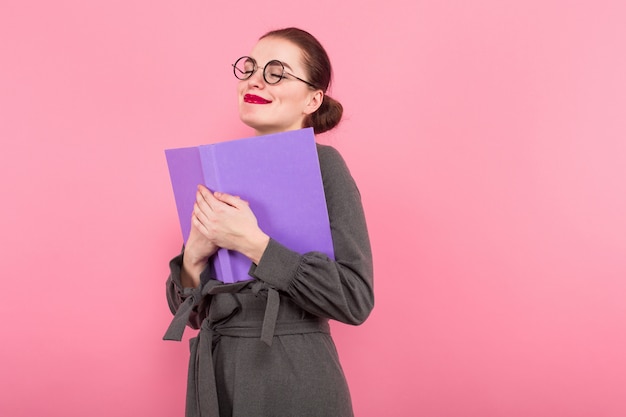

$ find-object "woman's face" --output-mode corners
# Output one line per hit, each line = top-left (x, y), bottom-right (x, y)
(237, 37), (323, 135)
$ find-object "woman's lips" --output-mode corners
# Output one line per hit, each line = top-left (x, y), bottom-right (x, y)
(244, 94), (272, 104)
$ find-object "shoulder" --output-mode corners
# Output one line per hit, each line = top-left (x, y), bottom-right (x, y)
(316, 144), (350, 176)
(315, 143), (360, 197)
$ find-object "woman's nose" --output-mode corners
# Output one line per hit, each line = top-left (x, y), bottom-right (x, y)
(247, 67), (266, 88)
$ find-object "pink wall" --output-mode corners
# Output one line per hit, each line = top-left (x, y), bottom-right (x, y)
(2, 1), (626, 416)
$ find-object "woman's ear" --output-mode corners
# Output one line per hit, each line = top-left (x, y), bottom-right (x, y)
(304, 90), (324, 115)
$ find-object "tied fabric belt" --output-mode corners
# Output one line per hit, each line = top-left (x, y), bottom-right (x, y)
(163, 279), (330, 417)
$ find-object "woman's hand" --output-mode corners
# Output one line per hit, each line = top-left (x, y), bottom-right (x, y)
(180, 187), (221, 288)
(193, 185), (269, 265)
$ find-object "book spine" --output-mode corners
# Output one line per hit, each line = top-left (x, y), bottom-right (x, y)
(165, 147), (205, 244)
(200, 146), (236, 284)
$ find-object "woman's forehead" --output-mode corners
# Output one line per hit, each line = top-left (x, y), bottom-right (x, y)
(249, 37), (303, 67)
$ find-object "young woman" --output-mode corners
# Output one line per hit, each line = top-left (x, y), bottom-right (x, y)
(165, 27), (374, 417)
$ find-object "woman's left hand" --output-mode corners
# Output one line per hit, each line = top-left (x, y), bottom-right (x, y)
(194, 185), (270, 264)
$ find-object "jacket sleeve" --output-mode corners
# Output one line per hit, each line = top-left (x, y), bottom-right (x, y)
(249, 145), (374, 325)
(165, 248), (208, 330)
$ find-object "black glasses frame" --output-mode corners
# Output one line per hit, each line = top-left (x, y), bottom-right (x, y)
(232, 56), (317, 89)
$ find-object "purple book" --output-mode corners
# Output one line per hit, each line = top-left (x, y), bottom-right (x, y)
(165, 128), (334, 283)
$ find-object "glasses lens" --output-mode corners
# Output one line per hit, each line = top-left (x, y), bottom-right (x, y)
(264, 61), (284, 84)
(234, 57), (255, 80)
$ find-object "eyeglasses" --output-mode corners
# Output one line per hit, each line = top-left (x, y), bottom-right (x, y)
(232, 56), (317, 88)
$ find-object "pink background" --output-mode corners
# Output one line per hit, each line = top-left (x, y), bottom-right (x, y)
(1, 1), (625, 416)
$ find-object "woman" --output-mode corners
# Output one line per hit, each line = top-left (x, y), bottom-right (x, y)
(165, 27), (374, 417)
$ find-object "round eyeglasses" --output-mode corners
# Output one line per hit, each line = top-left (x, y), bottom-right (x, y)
(232, 56), (317, 88)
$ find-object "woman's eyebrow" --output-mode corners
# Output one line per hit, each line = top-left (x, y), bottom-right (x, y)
(255, 57), (294, 71)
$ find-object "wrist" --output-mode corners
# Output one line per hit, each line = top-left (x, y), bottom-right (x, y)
(184, 252), (208, 265)
(244, 232), (270, 265)
(181, 251), (208, 289)
(183, 252), (209, 273)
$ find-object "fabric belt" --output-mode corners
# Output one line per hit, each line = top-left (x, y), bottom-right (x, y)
(163, 279), (329, 417)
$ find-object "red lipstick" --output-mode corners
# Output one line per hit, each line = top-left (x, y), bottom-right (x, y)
(244, 94), (272, 104)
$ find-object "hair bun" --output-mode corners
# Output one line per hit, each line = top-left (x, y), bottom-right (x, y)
(308, 94), (343, 134)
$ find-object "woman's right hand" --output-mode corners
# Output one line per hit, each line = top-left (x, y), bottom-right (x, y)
(180, 188), (220, 288)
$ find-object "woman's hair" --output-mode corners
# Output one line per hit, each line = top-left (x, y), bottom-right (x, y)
(260, 27), (343, 134)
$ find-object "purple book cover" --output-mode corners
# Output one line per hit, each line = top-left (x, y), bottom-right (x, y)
(165, 127), (334, 283)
